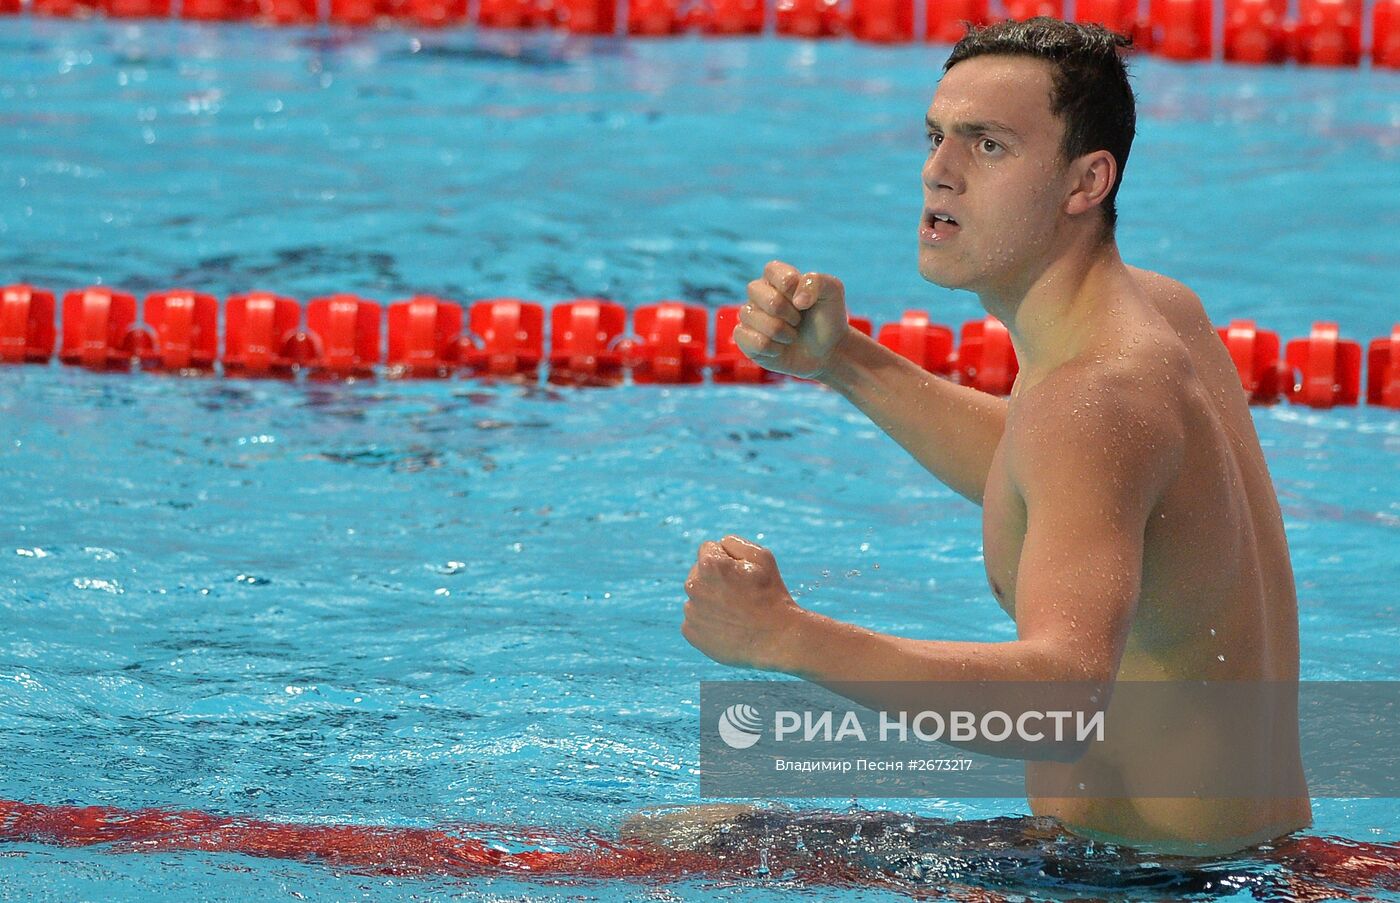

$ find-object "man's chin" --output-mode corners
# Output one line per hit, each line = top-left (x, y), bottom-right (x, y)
(917, 261), (969, 291)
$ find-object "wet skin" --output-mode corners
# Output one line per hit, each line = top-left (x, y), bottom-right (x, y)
(678, 55), (1311, 855)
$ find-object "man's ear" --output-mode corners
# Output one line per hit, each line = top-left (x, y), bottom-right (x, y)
(1064, 150), (1117, 217)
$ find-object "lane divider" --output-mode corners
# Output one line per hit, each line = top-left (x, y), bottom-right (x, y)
(1, 0), (1397, 69)
(4, 796), (1400, 896)
(0, 797), (747, 881)
(1, 283), (1397, 409)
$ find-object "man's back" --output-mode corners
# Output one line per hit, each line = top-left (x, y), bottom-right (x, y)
(981, 266), (1312, 853)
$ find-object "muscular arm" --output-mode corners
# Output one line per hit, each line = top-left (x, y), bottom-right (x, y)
(767, 367), (1186, 738)
(820, 326), (1008, 506)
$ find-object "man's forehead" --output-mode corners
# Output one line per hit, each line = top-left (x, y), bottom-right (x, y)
(927, 56), (1057, 131)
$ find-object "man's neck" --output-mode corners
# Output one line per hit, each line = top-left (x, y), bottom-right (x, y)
(978, 232), (1129, 381)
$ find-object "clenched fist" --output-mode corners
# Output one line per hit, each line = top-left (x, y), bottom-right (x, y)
(681, 535), (804, 672)
(735, 261), (850, 380)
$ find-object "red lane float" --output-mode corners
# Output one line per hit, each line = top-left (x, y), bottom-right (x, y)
(1075, 0), (1140, 37)
(387, 295), (463, 377)
(59, 287), (141, 370)
(627, 0), (683, 34)
(1294, 0), (1362, 65)
(689, 0), (765, 34)
(1224, 0), (1288, 63)
(1284, 321), (1361, 409)
(462, 298), (545, 379)
(223, 292), (302, 378)
(1367, 326), (1400, 410)
(629, 301), (708, 383)
(4, 0), (1398, 65)
(143, 290), (219, 372)
(851, 0), (912, 43)
(548, 299), (628, 386)
(1376, 0), (1400, 68)
(478, 0), (552, 28)
(305, 294), (381, 379)
(401, 0), (468, 26)
(328, 0), (384, 25)
(182, 0), (255, 20)
(6, 797), (1400, 896)
(1148, 0), (1212, 60)
(0, 798), (739, 883)
(558, 0), (614, 31)
(1, 0), (1396, 66)
(1003, 0), (1061, 21)
(261, 0), (318, 23)
(1217, 319), (1291, 404)
(8, 283), (1400, 408)
(955, 315), (1017, 395)
(877, 309), (953, 375)
(775, 0), (847, 37)
(104, 0), (171, 17)
(925, 0), (987, 43)
(29, 0), (95, 15)
(0, 285), (56, 364)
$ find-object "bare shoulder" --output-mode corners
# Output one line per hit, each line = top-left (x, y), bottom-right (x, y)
(1125, 265), (1197, 303)
(1005, 353), (1190, 509)
(1126, 265), (1256, 414)
(1125, 266), (1218, 342)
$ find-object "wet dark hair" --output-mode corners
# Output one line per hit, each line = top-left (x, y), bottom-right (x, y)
(943, 17), (1136, 231)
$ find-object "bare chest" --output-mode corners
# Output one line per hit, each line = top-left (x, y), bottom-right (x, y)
(980, 438), (1024, 619)
(978, 421), (1253, 664)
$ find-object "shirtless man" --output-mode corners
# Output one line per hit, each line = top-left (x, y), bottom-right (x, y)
(673, 19), (1312, 855)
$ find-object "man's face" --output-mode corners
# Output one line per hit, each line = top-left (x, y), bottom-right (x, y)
(918, 55), (1073, 295)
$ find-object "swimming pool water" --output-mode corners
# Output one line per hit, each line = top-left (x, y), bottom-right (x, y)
(2, 17), (1399, 902)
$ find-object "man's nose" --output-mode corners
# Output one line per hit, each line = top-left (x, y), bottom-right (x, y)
(923, 141), (963, 194)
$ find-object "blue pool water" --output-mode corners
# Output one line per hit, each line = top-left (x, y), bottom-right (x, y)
(2, 17), (1399, 901)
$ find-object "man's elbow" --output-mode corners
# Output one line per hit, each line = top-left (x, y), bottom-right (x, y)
(1008, 639), (1118, 763)
(1020, 637), (1119, 687)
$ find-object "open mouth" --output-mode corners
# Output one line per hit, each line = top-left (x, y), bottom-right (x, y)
(921, 210), (960, 241)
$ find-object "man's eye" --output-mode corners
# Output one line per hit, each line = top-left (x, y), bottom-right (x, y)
(980, 138), (1001, 154)
(928, 133), (943, 148)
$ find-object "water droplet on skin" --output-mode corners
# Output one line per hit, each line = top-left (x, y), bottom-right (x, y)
(1217, 654), (1226, 662)
(1209, 628), (1216, 637)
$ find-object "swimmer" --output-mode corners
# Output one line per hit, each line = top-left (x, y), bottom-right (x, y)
(675, 18), (1312, 855)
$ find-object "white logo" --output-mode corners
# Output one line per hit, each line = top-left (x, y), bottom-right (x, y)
(718, 703), (763, 749)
